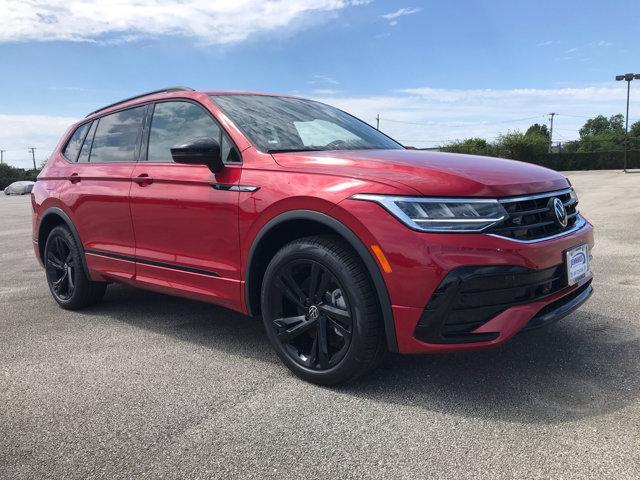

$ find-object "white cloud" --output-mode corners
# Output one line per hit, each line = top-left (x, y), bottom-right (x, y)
(0, 0), (368, 45)
(313, 84), (630, 147)
(311, 88), (340, 95)
(308, 75), (340, 86)
(381, 7), (421, 20)
(0, 114), (77, 168)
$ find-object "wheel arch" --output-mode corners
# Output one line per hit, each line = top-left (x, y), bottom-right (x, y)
(245, 210), (398, 352)
(38, 207), (89, 274)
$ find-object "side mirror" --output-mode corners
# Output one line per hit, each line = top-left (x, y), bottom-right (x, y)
(170, 137), (224, 173)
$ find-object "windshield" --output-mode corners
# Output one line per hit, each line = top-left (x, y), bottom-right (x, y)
(211, 95), (404, 153)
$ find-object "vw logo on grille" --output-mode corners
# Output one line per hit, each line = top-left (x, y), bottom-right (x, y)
(308, 305), (320, 319)
(549, 197), (568, 228)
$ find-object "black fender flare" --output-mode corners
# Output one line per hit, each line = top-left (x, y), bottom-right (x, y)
(245, 210), (398, 352)
(38, 207), (89, 274)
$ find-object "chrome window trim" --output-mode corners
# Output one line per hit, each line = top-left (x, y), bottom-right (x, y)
(352, 193), (506, 204)
(497, 188), (573, 204)
(487, 215), (587, 243)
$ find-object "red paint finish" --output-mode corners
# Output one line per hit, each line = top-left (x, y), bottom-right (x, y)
(33, 89), (594, 355)
(128, 162), (243, 309)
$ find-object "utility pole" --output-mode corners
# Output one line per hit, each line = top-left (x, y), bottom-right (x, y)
(0, 149), (5, 165)
(548, 113), (556, 153)
(376, 114), (380, 130)
(616, 73), (640, 173)
(28, 147), (37, 170)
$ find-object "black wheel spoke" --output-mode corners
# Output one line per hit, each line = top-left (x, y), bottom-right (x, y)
(318, 304), (351, 324)
(308, 263), (320, 299)
(317, 316), (330, 369)
(307, 333), (319, 367)
(315, 270), (330, 301)
(328, 317), (350, 337)
(275, 277), (306, 309)
(46, 253), (65, 271)
(275, 315), (317, 342)
(52, 271), (67, 290)
(67, 267), (75, 291)
(54, 237), (65, 259)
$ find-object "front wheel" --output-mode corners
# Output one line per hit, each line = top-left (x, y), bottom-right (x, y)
(261, 235), (385, 385)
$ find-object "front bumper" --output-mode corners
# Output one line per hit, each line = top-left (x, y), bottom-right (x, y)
(338, 198), (595, 354)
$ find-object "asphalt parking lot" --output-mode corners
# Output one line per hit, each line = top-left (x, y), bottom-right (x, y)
(1, 170), (639, 479)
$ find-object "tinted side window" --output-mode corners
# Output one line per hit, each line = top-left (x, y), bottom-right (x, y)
(63, 123), (90, 161)
(147, 101), (221, 163)
(89, 106), (146, 163)
(77, 121), (97, 163)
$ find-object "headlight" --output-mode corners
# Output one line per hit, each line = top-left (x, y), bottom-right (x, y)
(351, 194), (508, 233)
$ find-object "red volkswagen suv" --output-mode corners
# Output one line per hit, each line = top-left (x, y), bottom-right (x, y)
(32, 87), (593, 384)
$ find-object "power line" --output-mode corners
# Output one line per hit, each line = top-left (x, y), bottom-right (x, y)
(556, 113), (593, 119)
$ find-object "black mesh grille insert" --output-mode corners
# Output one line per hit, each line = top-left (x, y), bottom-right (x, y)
(415, 264), (568, 344)
(487, 189), (579, 241)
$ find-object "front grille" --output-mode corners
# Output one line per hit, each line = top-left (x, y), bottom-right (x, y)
(487, 189), (580, 241)
(415, 264), (568, 344)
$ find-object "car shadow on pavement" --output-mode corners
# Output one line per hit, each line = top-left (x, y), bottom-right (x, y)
(88, 284), (639, 425)
(345, 310), (640, 425)
(82, 284), (279, 364)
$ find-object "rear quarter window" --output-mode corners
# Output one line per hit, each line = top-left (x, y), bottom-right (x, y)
(62, 123), (90, 162)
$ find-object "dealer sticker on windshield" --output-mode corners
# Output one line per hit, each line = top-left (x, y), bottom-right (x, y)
(566, 244), (590, 286)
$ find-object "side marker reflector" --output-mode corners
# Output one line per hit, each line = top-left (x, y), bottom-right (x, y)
(371, 244), (392, 273)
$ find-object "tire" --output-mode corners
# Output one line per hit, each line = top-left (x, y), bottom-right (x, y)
(261, 235), (385, 385)
(44, 225), (107, 310)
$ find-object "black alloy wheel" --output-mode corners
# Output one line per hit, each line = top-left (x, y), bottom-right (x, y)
(268, 258), (353, 370)
(261, 235), (385, 385)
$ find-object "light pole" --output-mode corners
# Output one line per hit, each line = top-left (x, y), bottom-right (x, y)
(615, 73), (640, 173)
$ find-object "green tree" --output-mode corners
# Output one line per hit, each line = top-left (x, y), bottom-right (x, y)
(0, 163), (40, 189)
(494, 130), (549, 161)
(578, 114), (624, 137)
(570, 114), (625, 152)
(526, 123), (550, 140)
(441, 137), (495, 156)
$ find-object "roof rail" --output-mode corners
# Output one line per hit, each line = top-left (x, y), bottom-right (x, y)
(85, 86), (195, 117)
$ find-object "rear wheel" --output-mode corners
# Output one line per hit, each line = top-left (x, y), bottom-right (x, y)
(44, 225), (107, 309)
(261, 235), (385, 385)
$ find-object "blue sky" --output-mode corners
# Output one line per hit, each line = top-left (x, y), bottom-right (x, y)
(1, 0), (639, 167)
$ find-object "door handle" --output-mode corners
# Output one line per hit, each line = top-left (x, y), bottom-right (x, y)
(133, 173), (153, 186)
(68, 173), (81, 184)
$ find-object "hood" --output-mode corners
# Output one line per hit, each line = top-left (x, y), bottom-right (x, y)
(272, 149), (569, 197)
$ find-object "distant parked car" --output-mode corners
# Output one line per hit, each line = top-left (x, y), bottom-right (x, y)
(4, 181), (35, 195)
